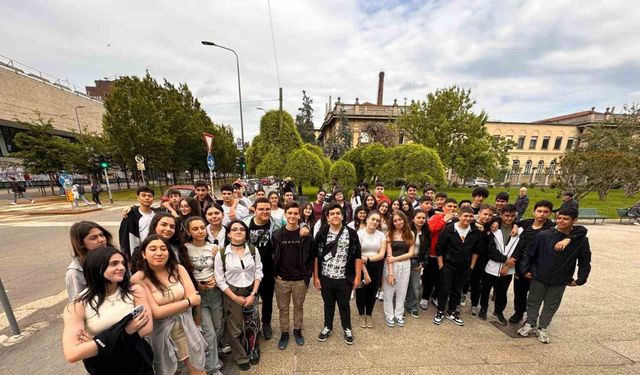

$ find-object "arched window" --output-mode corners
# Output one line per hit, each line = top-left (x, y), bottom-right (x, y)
(524, 160), (532, 175)
(549, 159), (556, 174)
(512, 159), (520, 172)
(538, 160), (545, 171)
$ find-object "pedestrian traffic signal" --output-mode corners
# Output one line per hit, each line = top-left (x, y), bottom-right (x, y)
(239, 156), (245, 169)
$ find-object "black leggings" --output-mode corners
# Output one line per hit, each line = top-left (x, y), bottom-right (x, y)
(421, 257), (440, 300)
(258, 271), (275, 325)
(355, 260), (383, 316)
(92, 191), (102, 205)
(320, 276), (352, 330)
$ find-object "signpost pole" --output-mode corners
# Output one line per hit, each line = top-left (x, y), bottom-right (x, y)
(103, 167), (113, 204)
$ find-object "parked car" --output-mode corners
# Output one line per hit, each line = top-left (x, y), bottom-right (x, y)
(260, 177), (270, 186)
(162, 185), (194, 198)
(466, 178), (493, 188)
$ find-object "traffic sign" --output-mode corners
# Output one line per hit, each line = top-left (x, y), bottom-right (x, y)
(58, 173), (73, 188)
(207, 154), (216, 170)
(136, 162), (146, 171)
(135, 155), (145, 163)
(203, 132), (214, 153)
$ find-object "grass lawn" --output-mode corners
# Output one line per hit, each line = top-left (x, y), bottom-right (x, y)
(300, 185), (638, 219)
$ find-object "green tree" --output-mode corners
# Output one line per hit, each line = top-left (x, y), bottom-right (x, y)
(246, 110), (302, 176)
(329, 160), (357, 189)
(360, 121), (397, 147)
(255, 149), (286, 178)
(376, 144), (446, 187)
(295, 90), (316, 143)
(324, 102), (352, 160)
(303, 143), (331, 181)
(396, 86), (509, 180)
(341, 147), (366, 183)
(360, 143), (390, 181)
(282, 148), (325, 190)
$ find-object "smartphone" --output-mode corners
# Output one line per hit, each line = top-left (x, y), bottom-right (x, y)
(130, 305), (144, 319)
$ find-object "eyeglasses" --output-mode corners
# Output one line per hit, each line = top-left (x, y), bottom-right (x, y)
(230, 227), (246, 232)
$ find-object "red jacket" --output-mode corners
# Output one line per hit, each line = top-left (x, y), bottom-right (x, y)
(375, 194), (392, 206)
(427, 214), (448, 257)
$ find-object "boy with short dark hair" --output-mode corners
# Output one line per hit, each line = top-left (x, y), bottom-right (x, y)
(405, 183), (419, 208)
(494, 192), (510, 213)
(471, 187), (490, 215)
(373, 182), (392, 206)
(221, 183), (249, 225)
(119, 186), (156, 258)
(434, 192), (448, 213)
(193, 180), (217, 219)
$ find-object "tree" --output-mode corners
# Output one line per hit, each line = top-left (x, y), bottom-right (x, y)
(341, 147), (366, 183)
(281, 148), (325, 189)
(360, 143), (390, 181)
(558, 151), (628, 200)
(329, 160), (357, 189)
(396, 86), (509, 180)
(295, 90), (316, 143)
(246, 110), (302, 177)
(360, 121), (397, 147)
(303, 143), (331, 181)
(324, 103), (352, 160)
(376, 144), (446, 187)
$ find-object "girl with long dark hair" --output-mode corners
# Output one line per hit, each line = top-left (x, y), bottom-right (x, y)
(66, 221), (114, 300)
(301, 202), (316, 229)
(205, 203), (226, 246)
(332, 190), (353, 224)
(363, 194), (377, 213)
(268, 191), (285, 225)
(405, 209), (430, 317)
(132, 235), (207, 375)
(179, 197), (202, 224)
(348, 206), (368, 231)
(355, 211), (386, 328)
(383, 210), (415, 328)
(62, 246), (153, 373)
(378, 201), (391, 233)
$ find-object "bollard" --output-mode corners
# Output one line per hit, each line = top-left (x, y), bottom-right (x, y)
(0, 277), (20, 335)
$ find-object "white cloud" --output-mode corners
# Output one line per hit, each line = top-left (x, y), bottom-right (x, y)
(1, 0), (639, 141)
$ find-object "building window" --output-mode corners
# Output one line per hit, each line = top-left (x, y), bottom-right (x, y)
(529, 136), (538, 150)
(549, 160), (556, 174)
(537, 160), (544, 171)
(554, 136), (563, 150)
(541, 136), (550, 150)
(493, 135), (500, 142)
(524, 160), (532, 175)
(359, 132), (370, 144)
(512, 160), (520, 172)
(505, 135), (513, 142)
(398, 133), (405, 144)
(566, 137), (575, 150)
(516, 136), (525, 149)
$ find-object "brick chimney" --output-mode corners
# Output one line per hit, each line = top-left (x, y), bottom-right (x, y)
(377, 71), (384, 105)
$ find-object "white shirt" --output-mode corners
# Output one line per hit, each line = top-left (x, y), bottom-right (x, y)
(271, 208), (285, 225)
(222, 203), (249, 226)
(206, 224), (226, 246)
(357, 228), (386, 258)
(214, 244), (263, 292)
(186, 242), (217, 281)
(454, 222), (471, 241)
(138, 210), (155, 242)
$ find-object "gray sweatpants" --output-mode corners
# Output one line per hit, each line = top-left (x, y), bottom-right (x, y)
(525, 278), (567, 329)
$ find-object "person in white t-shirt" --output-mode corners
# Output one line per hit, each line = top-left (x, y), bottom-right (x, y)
(220, 184), (249, 226)
(355, 211), (386, 328)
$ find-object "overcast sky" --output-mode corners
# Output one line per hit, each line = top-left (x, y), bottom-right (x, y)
(2, 0), (639, 141)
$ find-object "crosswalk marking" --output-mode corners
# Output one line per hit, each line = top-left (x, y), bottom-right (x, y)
(0, 220), (121, 228)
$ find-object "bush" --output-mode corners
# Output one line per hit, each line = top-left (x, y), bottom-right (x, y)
(329, 160), (357, 188)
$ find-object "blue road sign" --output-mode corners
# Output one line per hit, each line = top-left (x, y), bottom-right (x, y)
(207, 154), (216, 170)
(58, 173), (73, 188)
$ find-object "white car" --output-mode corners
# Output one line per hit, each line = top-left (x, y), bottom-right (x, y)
(466, 178), (490, 188)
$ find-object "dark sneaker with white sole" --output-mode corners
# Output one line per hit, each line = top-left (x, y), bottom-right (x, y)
(433, 310), (444, 325)
(446, 310), (464, 326)
(317, 327), (332, 342)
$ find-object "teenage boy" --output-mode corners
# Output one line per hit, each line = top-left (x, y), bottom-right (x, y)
(514, 187), (529, 220)
(272, 202), (314, 349)
(373, 182), (392, 206)
(119, 186), (156, 258)
(234, 182), (252, 208)
(468, 204), (497, 317)
(423, 185), (436, 201)
(494, 192), (509, 214)
(470, 187), (490, 215)
(193, 180), (217, 219)
(434, 192), (448, 213)
(459, 200), (472, 209)
(518, 207), (591, 343)
(479, 204), (524, 324)
(244, 198), (309, 340)
(159, 188), (182, 217)
(221, 184), (249, 226)
(312, 189), (326, 221)
(405, 183), (420, 208)
(420, 198), (458, 310)
(255, 189), (266, 199)
(555, 191), (579, 212)
(283, 191), (295, 205)
(433, 206), (482, 326)
(313, 203), (362, 345)
(419, 196), (435, 218)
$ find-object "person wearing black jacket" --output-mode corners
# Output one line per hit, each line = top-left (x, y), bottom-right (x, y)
(517, 207), (591, 344)
(405, 209), (430, 317)
(467, 204), (497, 317)
(433, 206), (482, 327)
(272, 202), (314, 349)
(118, 186), (157, 261)
(313, 203), (362, 345)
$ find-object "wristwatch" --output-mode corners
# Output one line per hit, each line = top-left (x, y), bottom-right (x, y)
(249, 291), (257, 297)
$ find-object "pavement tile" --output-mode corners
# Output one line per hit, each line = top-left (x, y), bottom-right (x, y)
(550, 315), (640, 342)
(601, 340), (640, 362)
(518, 341), (634, 366)
(473, 343), (538, 364)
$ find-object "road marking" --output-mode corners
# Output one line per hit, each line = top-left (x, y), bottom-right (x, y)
(0, 290), (67, 332)
(0, 322), (50, 347)
(0, 221), (121, 228)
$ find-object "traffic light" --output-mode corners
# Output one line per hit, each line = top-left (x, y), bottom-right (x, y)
(239, 156), (245, 170)
(101, 154), (112, 168)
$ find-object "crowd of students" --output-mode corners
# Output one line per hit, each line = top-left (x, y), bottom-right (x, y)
(61, 179), (592, 374)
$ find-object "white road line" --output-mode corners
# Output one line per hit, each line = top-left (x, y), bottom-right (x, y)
(0, 290), (67, 332)
(0, 221), (122, 228)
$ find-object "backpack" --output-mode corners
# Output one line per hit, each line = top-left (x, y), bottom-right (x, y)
(220, 244), (257, 273)
(77, 184), (85, 194)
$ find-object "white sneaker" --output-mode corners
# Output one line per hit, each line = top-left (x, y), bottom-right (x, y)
(419, 299), (429, 310)
(518, 323), (535, 337)
(10, 202), (16, 205)
(537, 328), (550, 343)
(350, 290), (355, 300)
(460, 294), (467, 306)
(30, 200), (35, 204)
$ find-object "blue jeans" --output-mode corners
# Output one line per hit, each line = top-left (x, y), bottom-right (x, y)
(201, 287), (224, 372)
(405, 266), (422, 313)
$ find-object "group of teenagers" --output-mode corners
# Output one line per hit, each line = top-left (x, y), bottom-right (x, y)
(61, 178), (592, 375)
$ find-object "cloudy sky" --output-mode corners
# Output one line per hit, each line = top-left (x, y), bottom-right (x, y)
(2, 0), (639, 141)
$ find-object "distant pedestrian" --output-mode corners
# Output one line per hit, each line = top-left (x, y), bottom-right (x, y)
(514, 187), (530, 220)
(9, 177), (34, 205)
(72, 183), (91, 207)
(90, 177), (103, 208)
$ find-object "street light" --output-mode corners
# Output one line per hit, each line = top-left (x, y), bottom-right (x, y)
(256, 107), (266, 112)
(74, 105), (85, 135)
(201, 40), (245, 175)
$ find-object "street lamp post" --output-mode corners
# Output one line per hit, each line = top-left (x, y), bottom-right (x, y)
(74, 105), (85, 135)
(201, 40), (245, 176)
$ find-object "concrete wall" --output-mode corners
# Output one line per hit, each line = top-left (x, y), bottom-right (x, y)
(0, 66), (104, 134)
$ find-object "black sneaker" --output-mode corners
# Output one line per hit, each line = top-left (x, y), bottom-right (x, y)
(238, 362), (251, 371)
(446, 310), (464, 326)
(433, 310), (444, 325)
(277, 332), (289, 350)
(478, 310), (487, 320)
(317, 326), (332, 342)
(343, 328), (354, 345)
(509, 312), (523, 324)
(293, 329), (305, 346)
(262, 323), (273, 340)
(494, 312), (508, 325)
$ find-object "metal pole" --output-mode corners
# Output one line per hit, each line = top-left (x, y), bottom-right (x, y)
(74, 106), (84, 135)
(103, 167), (113, 204)
(0, 277), (20, 335)
(279, 87), (283, 131)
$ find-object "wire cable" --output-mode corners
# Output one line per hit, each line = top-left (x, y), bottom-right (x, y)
(267, 0), (281, 88)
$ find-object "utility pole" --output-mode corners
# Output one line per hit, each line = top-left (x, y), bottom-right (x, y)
(279, 87), (283, 131)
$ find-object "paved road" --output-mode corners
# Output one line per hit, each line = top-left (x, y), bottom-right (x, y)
(1, 208), (639, 374)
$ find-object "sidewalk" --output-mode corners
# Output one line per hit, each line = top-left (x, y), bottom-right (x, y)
(0, 198), (101, 215)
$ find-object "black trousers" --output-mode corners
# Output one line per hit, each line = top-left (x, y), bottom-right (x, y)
(421, 257), (440, 300)
(469, 261), (485, 307)
(320, 275), (352, 330)
(480, 273), (513, 314)
(437, 265), (469, 313)
(91, 191), (102, 205)
(258, 270), (275, 325)
(355, 260), (383, 316)
(513, 274), (530, 315)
